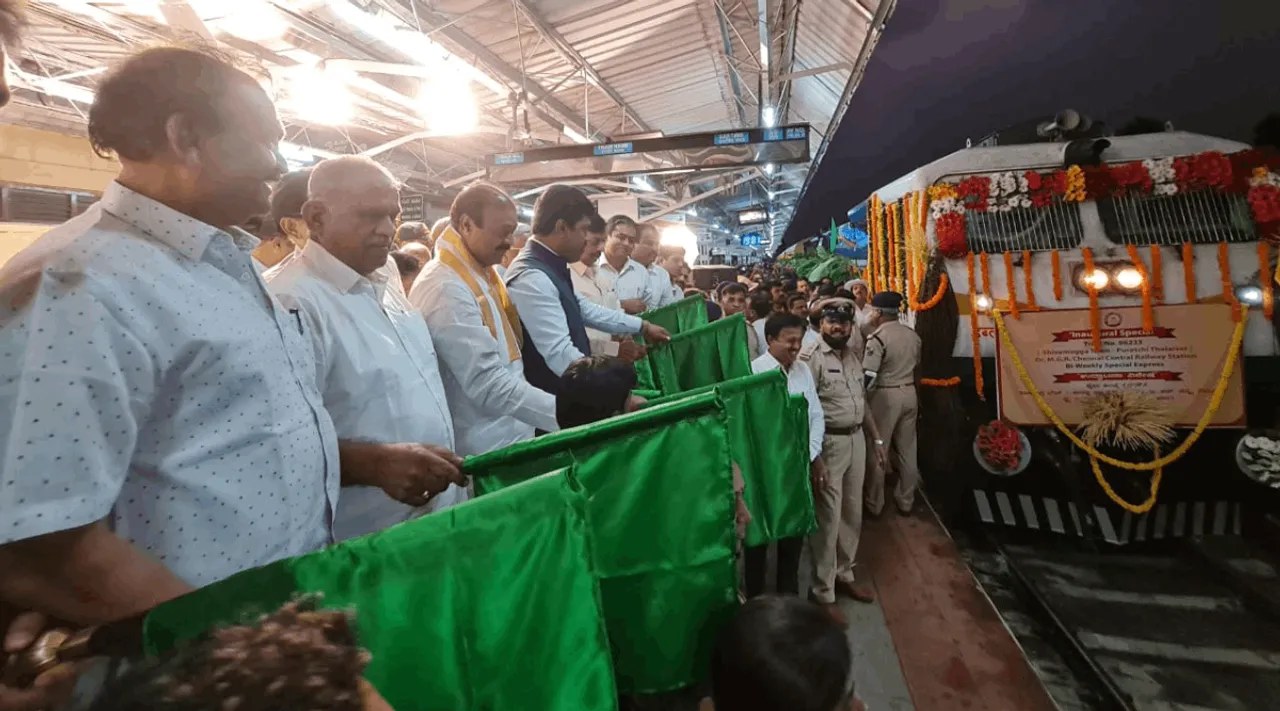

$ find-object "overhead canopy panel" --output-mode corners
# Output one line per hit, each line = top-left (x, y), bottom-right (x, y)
(486, 125), (811, 184)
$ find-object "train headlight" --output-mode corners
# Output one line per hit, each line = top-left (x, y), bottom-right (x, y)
(1236, 285), (1263, 305)
(974, 294), (994, 311)
(1114, 267), (1144, 291)
(1078, 268), (1110, 291)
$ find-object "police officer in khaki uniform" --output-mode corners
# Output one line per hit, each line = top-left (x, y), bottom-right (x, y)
(862, 292), (923, 516)
(799, 299), (887, 625)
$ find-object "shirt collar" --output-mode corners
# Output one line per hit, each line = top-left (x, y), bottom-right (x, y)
(100, 181), (259, 260)
(298, 239), (377, 295)
(758, 351), (796, 374)
(569, 261), (594, 278)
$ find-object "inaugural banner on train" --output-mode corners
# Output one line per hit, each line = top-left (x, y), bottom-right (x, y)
(995, 304), (1245, 426)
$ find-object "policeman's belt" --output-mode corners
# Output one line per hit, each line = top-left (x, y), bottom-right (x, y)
(876, 383), (915, 389)
(825, 425), (862, 435)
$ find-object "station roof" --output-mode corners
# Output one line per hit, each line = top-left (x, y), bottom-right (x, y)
(4, 0), (887, 253)
(779, 0), (1280, 253)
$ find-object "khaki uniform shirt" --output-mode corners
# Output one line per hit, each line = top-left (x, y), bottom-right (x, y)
(799, 337), (867, 430)
(862, 320), (922, 387)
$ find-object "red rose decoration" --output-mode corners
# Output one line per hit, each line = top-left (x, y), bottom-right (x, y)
(1108, 161), (1153, 197)
(1045, 171), (1069, 196)
(976, 419), (1023, 471)
(936, 213), (968, 258)
(957, 176), (991, 212)
(1024, 170), (1043, 191)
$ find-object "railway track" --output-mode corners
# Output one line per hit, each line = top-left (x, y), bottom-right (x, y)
(963, 518), (1280, 711)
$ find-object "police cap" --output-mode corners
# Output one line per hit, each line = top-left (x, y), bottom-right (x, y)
(816, 297), (856, 323)
(870, 291), (905, 313)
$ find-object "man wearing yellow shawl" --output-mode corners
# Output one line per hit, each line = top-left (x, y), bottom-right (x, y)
(409, 183), (559, 460)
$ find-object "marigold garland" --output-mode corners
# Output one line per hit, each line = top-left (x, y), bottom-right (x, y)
(1002, 251), (1020, 319)
(911, 273), (950, 311)
(1259, 242), (1274, 319)
(1182, 242), (1196, 303)
(920, 376), (961, 387)
(1022, 250), (1037, 308)
(1219, 241), (1241, 322)
(1125, 244), (1155, 333)
(1051, 249), (1063, 301)
(890, 204), (901, 293)
(993, 307), (1246, 512)
(1149, 245), (1164, 302)
(966, 252), (984, 401)
(868, 195), (880, 292)
(979, 251), (992, 303)
(1081, 247), (1102, 352)
(1064, 165), (1087, 202)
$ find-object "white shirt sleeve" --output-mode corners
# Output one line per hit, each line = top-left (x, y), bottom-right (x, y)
(578, 293), (643, 336)
(0, 272), (153, 541)
(411, 277), (558, 432)
(800, 367), (826, 461)
(506, 269), (589, 377)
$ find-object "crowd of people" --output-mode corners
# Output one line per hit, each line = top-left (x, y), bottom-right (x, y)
(0, 17), (916, 711)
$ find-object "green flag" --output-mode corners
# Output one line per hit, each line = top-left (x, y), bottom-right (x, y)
(641, 294), (708, 334)
(644, 371), (816, 547)
(633, 294), (709, 391)
(467, 393), (737, 693)
(143, 471), (618, 711)
(830, 218), (840, 252)
(647, 314), (752, 395)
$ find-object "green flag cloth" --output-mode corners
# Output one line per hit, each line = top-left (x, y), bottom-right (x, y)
(647, 314), (752, 395)
(830, 218), (839, 252)
(142, 471), (618, 711)
(644, 372), (816, 547)
(633, 295), (708, 391)
(632, 388), (662, 400)
(641, 294), (708, 334)
(467, 393), (737, 693)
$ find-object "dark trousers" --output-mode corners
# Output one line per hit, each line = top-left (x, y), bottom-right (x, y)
(743, 536), (803, 597)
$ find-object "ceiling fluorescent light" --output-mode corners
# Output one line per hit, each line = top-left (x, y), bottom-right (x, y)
(631, 175), (658, 192)
(562, 125), (592, 144)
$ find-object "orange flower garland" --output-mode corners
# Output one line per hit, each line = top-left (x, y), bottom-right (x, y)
(1149, 245), (1164, 302)
(1125, 244), (1155, 333)
(979, 252), (992, 306)
(920, 377), (961, 387)
(887, 203), (898, 293)
(966, 252), (984, 400)
(910, 273), (950, 311)
(870, 195), (881, 292)
(1182, 242), (1196, 303)
(1002, 251), (1020, 319)
(1258, 242), (1274, 320)
(1051, 250), (1063, 301)
(1219, 241), (1241, 322)
(1022, 250), (1037, 308)
(1082, 247), (1102, 352)
(893, 201), (904, 293)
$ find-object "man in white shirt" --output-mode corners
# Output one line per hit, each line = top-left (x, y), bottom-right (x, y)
(505, 185), (670, 394)
(570, 214), (644, 362)
(411, 182), (559, 455)
(745, 313), (827, 599)
(748, 292), (772, 358)
(251, 168), (310, 272)
(266, 156), (466, 540)
(595, 215), (651, 314)
(786, 292), (821, 349)
(657, 245), (688, 304)
(635, 222), (678, 310)
(0, 47), (460, 639)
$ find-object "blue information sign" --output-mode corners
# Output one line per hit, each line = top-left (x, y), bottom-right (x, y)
(493, 152), (524, 165)
(762, 128), (784, 142)
(593, 142), (634, 156)
(714, 131), (750, 146)
(784, 126), (807, 140)
(740, 232), (763, 247)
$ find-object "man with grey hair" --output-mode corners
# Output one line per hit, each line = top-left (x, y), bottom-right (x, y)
(266, 156), (466, 539)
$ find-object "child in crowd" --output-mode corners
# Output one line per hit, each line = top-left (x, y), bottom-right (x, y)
(705, 596), (864, 711)
(89, 600), (391, 711)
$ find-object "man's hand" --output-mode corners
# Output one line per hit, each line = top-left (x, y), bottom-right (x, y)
(1, 613), (81, 711)
(809, 457), (830, 494)
(873, 439), (889, 471)
(640, 322), (671, 344)
(341, 442), (467, 508)
(620, 299), (647, 315)
(616, 339), (648, 364)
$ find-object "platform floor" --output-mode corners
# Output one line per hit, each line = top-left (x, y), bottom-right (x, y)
(836, 504), (1058, 711)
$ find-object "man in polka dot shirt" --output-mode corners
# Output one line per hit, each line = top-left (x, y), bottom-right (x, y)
(0, 48), (462, 657)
